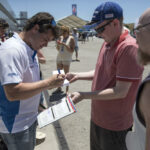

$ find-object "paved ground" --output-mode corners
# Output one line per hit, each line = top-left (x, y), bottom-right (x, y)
(35, 37), (150, 150)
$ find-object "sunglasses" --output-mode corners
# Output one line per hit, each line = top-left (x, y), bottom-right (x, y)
(133, 22), (150, 34)
(95, 20), (113, 34)
(37, 19), (56, 27)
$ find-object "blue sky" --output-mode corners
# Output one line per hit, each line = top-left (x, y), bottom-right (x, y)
(8, 0), (150, 24)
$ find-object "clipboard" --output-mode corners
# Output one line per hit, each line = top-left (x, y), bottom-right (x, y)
(37, 96), (76, 128)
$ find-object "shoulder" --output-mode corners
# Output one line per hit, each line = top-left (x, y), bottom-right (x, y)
(116, 35), (138, 56)
(3, 36), (24, 50)
(68, 35), (74, 42)
(0, 38), (27, 62)
(69, 35), (74, 39)
(140, 82), (150, 109)
(120, 34), (137, 49)
(140, 81), (150, 124)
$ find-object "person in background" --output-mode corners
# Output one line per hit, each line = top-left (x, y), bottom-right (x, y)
(72, 28), (80, 61)
(0, 12), (65, 150)
(66, 2), (143, 150)
(0, 18), (9, 43)
(81, 31), (86, 44)
(53, 26), (75, 94)
(126, 8), (150, 150)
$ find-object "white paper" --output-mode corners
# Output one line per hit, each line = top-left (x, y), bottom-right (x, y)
(37, 96), (76, 128)
(52, 70), (65, 75)
(37, 108), (54, 127)
(52, 100), (70, 118)
(63, 79), (69, 86)
(52, 70), (69, 87)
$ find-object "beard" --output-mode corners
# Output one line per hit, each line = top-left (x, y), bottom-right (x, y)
(137, 48), (150, 65)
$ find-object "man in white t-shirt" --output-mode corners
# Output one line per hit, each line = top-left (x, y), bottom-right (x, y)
(0, 12), (65, 150)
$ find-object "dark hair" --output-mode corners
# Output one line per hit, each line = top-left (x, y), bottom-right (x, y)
(0, 18), (9, 29)
(23, 12), (58, 38)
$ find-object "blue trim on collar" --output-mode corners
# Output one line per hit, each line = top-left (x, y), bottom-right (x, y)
(32, 51), (37, 62)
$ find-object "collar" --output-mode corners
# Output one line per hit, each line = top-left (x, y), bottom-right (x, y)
(106, 30), (129, 49)
(32, 51), (37, 62)
(13, 32), (37, 62)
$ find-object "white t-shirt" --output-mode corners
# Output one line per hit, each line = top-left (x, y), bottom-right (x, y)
(0, 33), (40, 133)
(126, 104), (146, 150)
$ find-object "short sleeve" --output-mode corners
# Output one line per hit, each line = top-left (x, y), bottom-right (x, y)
(116, 45), (143, 81)
(0, 48), (24, 85)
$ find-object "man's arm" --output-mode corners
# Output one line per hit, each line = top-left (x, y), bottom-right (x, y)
(66, 70), (95, 83)
(71, 80), (132, 104)
(37, 49), (46, 64)
(62, 37), (75, 53)
(139, 82), (150, 150)
(4, 74), (65, 101)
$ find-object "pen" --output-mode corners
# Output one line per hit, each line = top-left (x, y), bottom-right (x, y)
(51, 107), (55, 119)
(58, 69), (61, 74)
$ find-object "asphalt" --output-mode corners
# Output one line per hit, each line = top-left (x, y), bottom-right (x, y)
(34, 37), (101, 150)
(35, 36), (150, 150)
(35, 91), (60, 150)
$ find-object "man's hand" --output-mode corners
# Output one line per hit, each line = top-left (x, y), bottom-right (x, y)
(47, 74), (65, 89)
(57, 40), (64, 46)
(37, 49), (46, 64)
(71, 92), (83, 104)
(66, 72), (79, 83)
(38, 58), (46, 64)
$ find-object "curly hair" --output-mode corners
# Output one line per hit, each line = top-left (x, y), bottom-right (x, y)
(23, 12), (59, 38)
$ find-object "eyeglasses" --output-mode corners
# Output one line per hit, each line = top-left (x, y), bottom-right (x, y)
(95, 20), (113, 34)
(133, 22), (150, 33)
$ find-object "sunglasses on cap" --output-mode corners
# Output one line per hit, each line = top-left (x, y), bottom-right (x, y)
(133, 22), (150, 34)
(95, 20), (113, 34)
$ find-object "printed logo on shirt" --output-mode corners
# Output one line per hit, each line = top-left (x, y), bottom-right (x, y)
(8, 73), (18, 77)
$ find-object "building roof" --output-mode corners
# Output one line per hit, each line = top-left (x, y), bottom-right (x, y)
(57, 15), (88, 29)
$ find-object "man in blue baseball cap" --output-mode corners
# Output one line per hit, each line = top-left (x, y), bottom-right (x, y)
(85, 1), (123, 30)
(66, 1), (143, 150)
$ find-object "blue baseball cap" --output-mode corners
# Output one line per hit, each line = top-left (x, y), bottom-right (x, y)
(84, 2), (123, 30)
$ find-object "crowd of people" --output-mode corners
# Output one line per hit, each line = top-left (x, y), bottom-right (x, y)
(0, 1), (150, 150)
